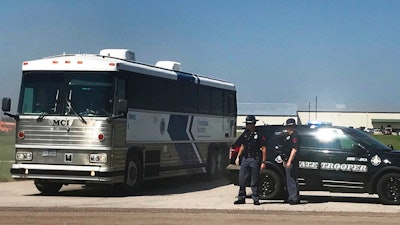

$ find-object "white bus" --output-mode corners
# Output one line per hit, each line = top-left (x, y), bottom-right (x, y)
(2, 49), (237, 194)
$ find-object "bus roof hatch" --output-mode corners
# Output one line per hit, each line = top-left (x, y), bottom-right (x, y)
(99, 49), (135, 61)
(155, 61), (181, 71)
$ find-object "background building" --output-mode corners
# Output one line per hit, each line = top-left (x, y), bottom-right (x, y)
(237, 103), (400, 132)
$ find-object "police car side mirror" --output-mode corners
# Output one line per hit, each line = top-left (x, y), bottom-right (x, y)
(388, 144), (394, 150)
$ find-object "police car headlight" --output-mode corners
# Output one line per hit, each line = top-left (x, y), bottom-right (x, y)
(90, 153), (107, 163)
(16, 152), (32, 161)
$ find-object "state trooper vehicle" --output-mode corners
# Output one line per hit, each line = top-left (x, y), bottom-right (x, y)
(225, 125), (400, 205)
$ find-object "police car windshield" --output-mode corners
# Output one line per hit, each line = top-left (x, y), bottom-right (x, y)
(344, 128), (392, 151)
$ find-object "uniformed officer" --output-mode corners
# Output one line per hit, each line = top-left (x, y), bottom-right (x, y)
(280, 118), (301, 205)
(234, 115), (267, 205)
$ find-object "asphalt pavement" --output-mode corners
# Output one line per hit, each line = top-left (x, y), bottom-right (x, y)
(1, 176), (400, 213)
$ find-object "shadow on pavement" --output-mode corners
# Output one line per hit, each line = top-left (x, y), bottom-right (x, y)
(300, 194), (380, 204)
(31, 175), (231, 198)
(258, 193), (380, 205)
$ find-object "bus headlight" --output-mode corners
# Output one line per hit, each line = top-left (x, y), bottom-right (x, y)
(16, 152), (32, 161)
(90, 153), (107, 163)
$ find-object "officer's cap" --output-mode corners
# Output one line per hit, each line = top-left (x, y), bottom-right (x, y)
(244, 115), (258, 124)
(285, 118), (296, 126)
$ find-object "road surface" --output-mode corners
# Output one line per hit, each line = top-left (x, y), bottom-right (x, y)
(1, 175), (400, 224)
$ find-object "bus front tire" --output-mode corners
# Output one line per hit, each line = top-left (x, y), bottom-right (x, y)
(115, 154), (143, 195)
(34, 179), (63, 195)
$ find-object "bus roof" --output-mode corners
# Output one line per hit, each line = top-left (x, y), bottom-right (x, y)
(21, 49), (236, 91)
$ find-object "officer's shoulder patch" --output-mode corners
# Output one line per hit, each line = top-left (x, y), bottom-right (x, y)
(262, 135), (266, 141)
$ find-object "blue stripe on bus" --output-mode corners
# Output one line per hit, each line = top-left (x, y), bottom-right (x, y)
(167, 115), (200, 164)
(188, 116), (194, 141)
(175, 143), (199, 164)
(168, 115), (190, 141)
(177, 72), (196, 83)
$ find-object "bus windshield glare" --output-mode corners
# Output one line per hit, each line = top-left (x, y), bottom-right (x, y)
(18, 72), (114, 117)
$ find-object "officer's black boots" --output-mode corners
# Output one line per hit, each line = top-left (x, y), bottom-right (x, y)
(289, 200), (300, 205)
(234, 199), (261, 205)
(234, 199), (245, 204)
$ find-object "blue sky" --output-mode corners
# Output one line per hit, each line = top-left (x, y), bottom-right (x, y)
(1, 0), (400, 112)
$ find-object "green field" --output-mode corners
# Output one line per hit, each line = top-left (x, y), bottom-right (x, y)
(373, 135), (400, 149)
(0, 134), (15, 182)
(0, 133), (400, 182)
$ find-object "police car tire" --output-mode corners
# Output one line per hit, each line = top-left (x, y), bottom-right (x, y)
(259, 170), (283, 200)
(377, 173), (400, 205)
(34, 179), (63, 195)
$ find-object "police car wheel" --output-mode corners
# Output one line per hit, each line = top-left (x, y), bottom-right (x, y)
(377, 173), (400, 205)
(259, 170), (283, 200)
(34, 179), (63, 195)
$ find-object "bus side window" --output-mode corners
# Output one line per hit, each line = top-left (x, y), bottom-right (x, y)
(117, 79), (126, 100)
(211, 89), (223, 115)
(116, 78), (126, 114)
(198, 86), (211, 114)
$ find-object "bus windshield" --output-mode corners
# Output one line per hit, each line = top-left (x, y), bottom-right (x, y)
(18, 72), (114, 117)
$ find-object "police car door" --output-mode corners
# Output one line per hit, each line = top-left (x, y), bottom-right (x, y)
(313, 128), (369, 192)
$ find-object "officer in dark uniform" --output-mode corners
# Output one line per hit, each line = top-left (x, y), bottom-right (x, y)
(234, 115), (267, 205)
(280, 118), (301, 205)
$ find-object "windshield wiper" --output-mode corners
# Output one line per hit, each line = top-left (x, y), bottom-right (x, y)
(51, 89), (60, 112)
(66, 101), (87, 124)
(65, 90), (87, 124)
(37, 112), (48, 122)
(37, 90), (60, 122)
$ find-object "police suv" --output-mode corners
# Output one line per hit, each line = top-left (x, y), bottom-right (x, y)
(225, 125), (400, 205)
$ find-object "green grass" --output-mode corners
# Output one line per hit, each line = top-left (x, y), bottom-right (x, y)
(0, 134), (15, 182)
(373, 135), (400, 149)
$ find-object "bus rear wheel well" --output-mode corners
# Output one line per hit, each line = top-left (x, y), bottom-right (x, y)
(206, 144), (229, 180)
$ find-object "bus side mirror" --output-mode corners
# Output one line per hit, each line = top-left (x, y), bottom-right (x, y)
(116, 99), (127, 114)
(2, 98), (11, 112)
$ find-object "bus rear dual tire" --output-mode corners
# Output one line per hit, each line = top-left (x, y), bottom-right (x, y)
(207, 148), (229, 180)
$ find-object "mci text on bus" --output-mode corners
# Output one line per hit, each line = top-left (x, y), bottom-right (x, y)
(2, 49), (237, 194)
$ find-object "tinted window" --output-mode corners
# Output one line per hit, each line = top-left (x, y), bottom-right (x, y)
(300, 128), (356, 150)
(19, 72), (64, 115)
(199, 86), (211, 114)
(211, 89), (223, 114)
(66, 74), (113, 116)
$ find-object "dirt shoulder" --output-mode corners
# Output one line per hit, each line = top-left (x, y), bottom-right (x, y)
(1, 207), (400, 225)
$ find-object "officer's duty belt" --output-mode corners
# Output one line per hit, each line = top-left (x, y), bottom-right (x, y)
(243, 152), (258, 159)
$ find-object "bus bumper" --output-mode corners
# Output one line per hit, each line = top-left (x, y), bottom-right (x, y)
(10, 163), (124, 183)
